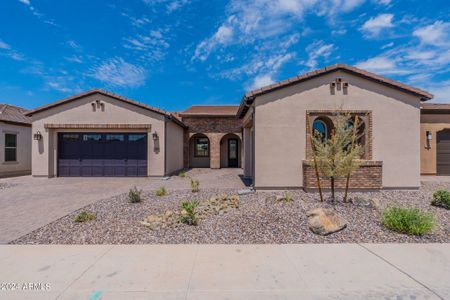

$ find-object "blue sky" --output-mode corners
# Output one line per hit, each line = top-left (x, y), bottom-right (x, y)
(0, 0), (449, 111)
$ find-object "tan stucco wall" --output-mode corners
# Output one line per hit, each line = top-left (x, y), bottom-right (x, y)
(165, 120), (184, 175)
(420, 123), (450, 174)
(253, 70), (422, 188)
(0, 122), (31, 177)
(30, 93), (168, 177)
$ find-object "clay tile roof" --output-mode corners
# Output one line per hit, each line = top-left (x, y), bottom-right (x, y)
(238, 64), (433, 118)
(25, 89), (187, 128)
(421, 103), (450, 111)
(0, 104), (31, 125)
(180, 105), (239, 117)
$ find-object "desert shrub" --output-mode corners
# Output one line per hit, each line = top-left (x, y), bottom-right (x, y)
(128, 186), (142, 203)
(178, 170), (186, 177)
(283, 191), (293, 202)
(191, 178), (200, 193)
(155, 186), (167, 196)
(180, 200), (200, 225)
(74, 211), (96, 223)
(432, 190), (450, 209)
(382, 207), (435, 236)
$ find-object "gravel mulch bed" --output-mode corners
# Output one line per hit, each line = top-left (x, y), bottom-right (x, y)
(0, 182), (17, 190)
(12, 182), (450, 244)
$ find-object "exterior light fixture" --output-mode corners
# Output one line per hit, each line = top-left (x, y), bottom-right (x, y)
(33, 131), (42, 141)
(152, 131), (158, 140)
(426, 131), (432, 141)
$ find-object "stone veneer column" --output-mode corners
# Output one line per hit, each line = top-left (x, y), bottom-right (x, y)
(209, 133), (221, 169)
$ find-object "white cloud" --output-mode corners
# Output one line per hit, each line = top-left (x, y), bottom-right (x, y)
(142, 0), (191, 13)
(355, 56), (412, 75)
(381, 42), (394, 49)
(0, 39), (11, 49)
(304, 40), (335, 69)
(413, 21), (450, 46)
(373, 0), (391, 5)
(18, 0), (31, 5)
(249, 74), (275, 90)
(123, 29), (170, 62)
(89, 57), (147, 88)
(192, 0), (364, 62)
(361, 13), (394, 37)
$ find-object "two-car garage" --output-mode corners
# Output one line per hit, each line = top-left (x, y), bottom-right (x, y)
(27, 89), (185, 178)
(58, 132), (148, 177)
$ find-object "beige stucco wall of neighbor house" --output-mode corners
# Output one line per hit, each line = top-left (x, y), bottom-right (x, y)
(0, 122), (31, 177)
(253, 70), (422, 189)
(420, 123), (450, 175)
(30, 93), (168, 177)
(165, 120), (184, 175)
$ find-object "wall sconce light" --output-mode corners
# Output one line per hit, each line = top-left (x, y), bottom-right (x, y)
(33, 131), (42, 141)
(426, 131), (432, 150)
(152, 131), (159, 140)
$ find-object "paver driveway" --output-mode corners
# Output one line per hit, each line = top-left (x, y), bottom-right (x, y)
(0, 169), (246, 243)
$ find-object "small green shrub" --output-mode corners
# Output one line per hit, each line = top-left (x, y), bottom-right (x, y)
(382, 207), (435, 236)
(74, 211), (96, 223)
(191, 178), (200, 193)
(128, 186), (142, 203)
(178, 170), (186, 177)
(283, 191), (293, 202)
(180, 200), (200, 225)
(432, 190), (450, 209)
(155, 186), (167, 196)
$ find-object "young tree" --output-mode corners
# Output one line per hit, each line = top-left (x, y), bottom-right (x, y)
(310, 113), (362, 202)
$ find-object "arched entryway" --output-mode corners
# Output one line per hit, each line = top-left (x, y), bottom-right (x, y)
(189, 133), (210, 168)
(220, 133), (241, 168)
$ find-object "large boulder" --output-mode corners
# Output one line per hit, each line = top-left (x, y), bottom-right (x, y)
(307, 208), (347, 235)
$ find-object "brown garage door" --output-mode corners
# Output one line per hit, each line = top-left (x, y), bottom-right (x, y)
(437, 130), (450, 175)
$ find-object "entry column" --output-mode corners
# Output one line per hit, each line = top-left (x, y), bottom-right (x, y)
(209, 134), (221, 169)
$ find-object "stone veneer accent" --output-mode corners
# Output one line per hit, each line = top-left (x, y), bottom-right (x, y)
(182, 116), (242, 169)
(303, 160), (382, 189)
(305, 110), (373, 160)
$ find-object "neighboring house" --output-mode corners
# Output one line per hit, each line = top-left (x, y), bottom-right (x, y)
(420, 103), (450, 175)
(238, 64), (432, 190)
(179, 106), (242, 169)
(23, 64), (436, 191)
(25, 90), (185, 177)
(0, 104), (32, 177)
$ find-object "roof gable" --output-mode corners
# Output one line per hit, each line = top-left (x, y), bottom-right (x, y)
(0, 104), (31, 125)
(25, 89), (186, 128)
(238, 64), (433, 118)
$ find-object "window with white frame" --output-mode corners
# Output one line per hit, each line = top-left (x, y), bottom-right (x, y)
(4, 133), (17, 162)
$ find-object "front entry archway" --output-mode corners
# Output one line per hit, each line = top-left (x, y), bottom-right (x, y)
(220, 133), (241, 168)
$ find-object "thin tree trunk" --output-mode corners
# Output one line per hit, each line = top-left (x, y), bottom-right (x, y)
(307, 116), (324, 202)
(331, 177), (335, 202)
(344, 116), (359, 203)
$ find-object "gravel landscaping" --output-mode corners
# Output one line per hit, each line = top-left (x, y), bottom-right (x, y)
(12, 181), (449, 244)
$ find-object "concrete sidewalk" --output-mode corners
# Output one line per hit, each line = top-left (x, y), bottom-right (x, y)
(0, 244), (448, 299)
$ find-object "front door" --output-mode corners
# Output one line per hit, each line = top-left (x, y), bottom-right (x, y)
(228, 138), (238, 168)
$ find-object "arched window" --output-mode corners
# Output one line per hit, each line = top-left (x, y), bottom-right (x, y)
(346, 117), (366, 157)
(312, 119), (329, 140)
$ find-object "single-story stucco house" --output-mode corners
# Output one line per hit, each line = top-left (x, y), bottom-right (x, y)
(22, 64), (439, 190)
(0, 104), (31, 177)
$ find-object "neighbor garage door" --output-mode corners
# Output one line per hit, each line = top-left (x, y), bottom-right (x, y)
(437, 130), (450, 175)
(58, 132), (147, 177)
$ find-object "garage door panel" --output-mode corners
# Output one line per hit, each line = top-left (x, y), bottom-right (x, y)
(437, 130), (450, 175)
(58, 133), (147, 177)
